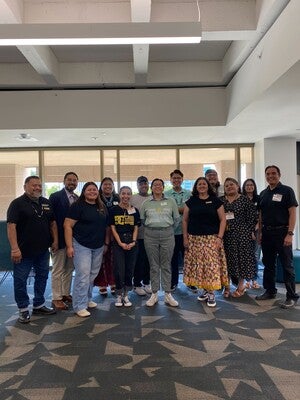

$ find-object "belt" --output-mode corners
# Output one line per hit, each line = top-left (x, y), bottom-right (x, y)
(263, 225), (288, 231)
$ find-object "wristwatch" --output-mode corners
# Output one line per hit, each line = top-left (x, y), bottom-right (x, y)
(287, 231), (294, 236)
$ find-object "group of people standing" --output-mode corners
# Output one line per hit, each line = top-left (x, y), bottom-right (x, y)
(6, 164), (299, 323)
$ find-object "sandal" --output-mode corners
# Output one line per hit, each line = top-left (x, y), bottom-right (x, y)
(245, 282), (251, 289)
(232, 287), (246, 298)
(251, 281), (260, 289)
(223, 288), (231, 298)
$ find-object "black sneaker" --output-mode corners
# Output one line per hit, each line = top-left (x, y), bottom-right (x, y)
(280, 299), (298, 309)
(255, 291), (276, 300)
(187, 285), (198, 293)
(197, 290), (208, 301)
(206, 293), (217, 307)
(18, 310), (30, 324)
(32, 306), (56, 315)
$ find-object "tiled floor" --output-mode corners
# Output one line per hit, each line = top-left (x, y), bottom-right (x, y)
(0, 272), (299, 400)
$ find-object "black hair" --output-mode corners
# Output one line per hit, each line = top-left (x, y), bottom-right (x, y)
(79, 181), (106, 213)
(191, 177), (216, 197)
(150, 178), (165, 189)
(99, 177), (117, 196)
(224, 177), (242, 194)
(24, 175), (40, 184)
(265, 165), (281, 175)
(64, 172), (78, 180)
(242, 178), (258, 197)
(119, 186), (132, 194)
(170, 169), (183, 178)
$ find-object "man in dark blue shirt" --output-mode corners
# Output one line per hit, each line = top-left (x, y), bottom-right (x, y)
(7, 176), (58, 323)
(256, 165), (299, 308)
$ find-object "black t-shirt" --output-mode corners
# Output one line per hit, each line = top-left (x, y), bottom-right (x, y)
(259, 182), (298, 227)
(67, 201), (108, 249)
(7, 194), (55, 257)
(109, 205), (140, 234)
(185, 195), (223, 235)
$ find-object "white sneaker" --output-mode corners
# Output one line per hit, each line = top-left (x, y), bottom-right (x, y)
(134, 287), (147, 296)
(88, 301), (97, 309)
(164, 293), (179, 307)
(123, 296), (132, 307)
(115, 295), (123, 307)
(76, 309), (91, 318)
(146, 292), (158, 307)
(144, 285), (152, 294)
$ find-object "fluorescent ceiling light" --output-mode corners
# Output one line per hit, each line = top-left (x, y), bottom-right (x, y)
(0, 22), (201, 46)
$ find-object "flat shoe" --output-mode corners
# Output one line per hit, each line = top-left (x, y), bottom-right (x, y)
(76, 309), (91, 318)
(223, 289), (231, 298)
(232, 288), (246, 298)
(251, 281), (260, 289)
(88, 301), (97, 309)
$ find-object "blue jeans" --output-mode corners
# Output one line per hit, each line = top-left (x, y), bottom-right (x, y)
(72, 239), (104, 312)
(13, 250), (50, 310)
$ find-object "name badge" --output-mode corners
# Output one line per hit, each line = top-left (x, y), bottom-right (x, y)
(272, 194), (282, 202)
(127, 207), (136, 215)
(205, 201), (212, 204)
(161, 201), (168, 206)
(226, 212), (235, 220)
(42, 204), (50, 211)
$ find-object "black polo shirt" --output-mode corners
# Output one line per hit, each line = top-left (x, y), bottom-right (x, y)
(259, 182), (298, 227)
(7, 194), (55, 257)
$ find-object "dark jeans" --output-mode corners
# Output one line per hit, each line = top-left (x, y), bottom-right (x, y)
(171, 234), (184, 287)
(112, 241), (138, 295)
(261, 228), (299, 300)
(13, 250), (50, 310)
(133, 239), (150, 287)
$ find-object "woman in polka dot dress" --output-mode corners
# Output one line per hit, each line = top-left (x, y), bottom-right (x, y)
(221, 177), (257, 298)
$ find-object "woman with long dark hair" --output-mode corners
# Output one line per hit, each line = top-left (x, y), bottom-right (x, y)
(242, 178), (261, 289)
(64, 182), (109, 317)
(221, 177), (257, 298)
(94, 177), (119, 294)
(183, 177), (228, 307)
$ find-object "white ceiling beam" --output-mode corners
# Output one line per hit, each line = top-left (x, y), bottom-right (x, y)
(0, 1), (59, 85)
(17, 45), (59, 86)
(0, 60), (222, 88)
(0, 0), (23, 23)
(222, 0), (290, 84)
(131, 0), (151, 87)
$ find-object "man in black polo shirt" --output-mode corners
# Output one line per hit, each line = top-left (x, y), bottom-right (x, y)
(7, 176), (58, 323)
(256, 165), (299, 308)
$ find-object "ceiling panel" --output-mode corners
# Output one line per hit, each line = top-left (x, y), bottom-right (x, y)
(51, 45), (133, 62)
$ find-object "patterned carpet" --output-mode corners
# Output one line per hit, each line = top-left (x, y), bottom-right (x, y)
(0, 272), (299, 400)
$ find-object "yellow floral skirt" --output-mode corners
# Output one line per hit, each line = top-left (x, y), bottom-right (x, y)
(183, 234), (229, 291)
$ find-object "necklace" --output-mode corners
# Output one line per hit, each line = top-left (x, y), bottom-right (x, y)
(31, 203), (44, 218)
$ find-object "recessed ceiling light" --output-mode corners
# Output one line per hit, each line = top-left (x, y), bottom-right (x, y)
(16, 133), (38, 141)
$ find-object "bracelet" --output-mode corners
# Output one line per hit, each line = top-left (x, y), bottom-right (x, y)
(216, 235), (223, 240)
(104, 242), (110, 246)
(11, 249), (20, 253)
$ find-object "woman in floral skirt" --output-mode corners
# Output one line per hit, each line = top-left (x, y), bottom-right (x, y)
(183, 177), (228, 307)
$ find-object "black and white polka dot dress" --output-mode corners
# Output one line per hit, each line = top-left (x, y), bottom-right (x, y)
(221, 195), (257, 280)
